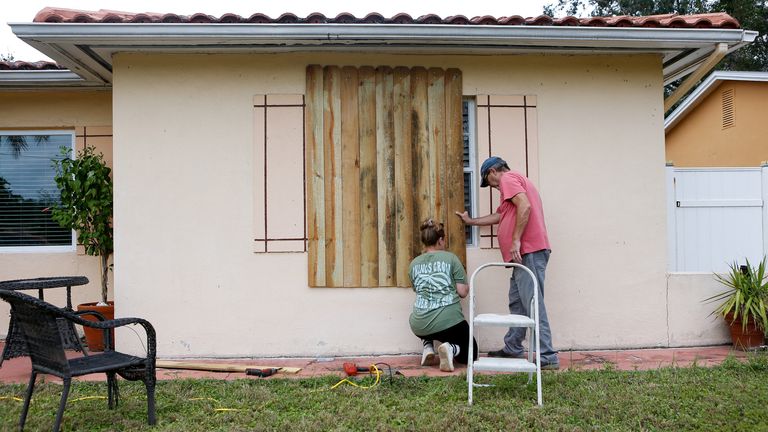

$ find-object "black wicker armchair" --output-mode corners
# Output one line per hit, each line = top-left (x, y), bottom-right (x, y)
(0, 290), (156, 431)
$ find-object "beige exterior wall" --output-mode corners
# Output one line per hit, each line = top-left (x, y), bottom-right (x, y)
(667, 273), (730, 346)
(666, 81), (768, 167)
(0, 90), (113, 337)
(112, 52), (673, 358)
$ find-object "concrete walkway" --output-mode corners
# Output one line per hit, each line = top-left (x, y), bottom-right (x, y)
(0, 341), (748, 384)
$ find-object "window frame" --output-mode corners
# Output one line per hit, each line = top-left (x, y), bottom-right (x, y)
(0, 129), (76, 253)
(463, 97), (479, 247)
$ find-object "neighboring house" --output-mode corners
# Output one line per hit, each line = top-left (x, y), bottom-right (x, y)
(664, 71), (768, 279)
(0, 8), (758, 357)
(665, 71), (768, 167)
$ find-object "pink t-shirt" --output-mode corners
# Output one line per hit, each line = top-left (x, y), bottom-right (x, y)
(496, 171), (550, 262)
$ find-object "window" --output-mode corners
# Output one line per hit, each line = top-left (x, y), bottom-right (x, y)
(475, 95), (539, 249)
(462, 98), (478, 246)
(0, 131), (74, 251)
(305, 65), (466, 287)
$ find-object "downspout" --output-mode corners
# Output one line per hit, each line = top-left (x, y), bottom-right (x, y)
(664, 43), (728, 112)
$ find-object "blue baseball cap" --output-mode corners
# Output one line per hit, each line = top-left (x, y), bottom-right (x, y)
(480, 156), (509, 187)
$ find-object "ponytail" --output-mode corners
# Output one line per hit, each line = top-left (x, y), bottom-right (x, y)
(419, 218), (445, 247)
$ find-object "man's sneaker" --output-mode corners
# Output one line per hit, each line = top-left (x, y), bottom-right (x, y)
(438, 342), (455, 372)
(421, 344), (438, 366)
(540, 360), (560, 370)
(487, 349), (524, 358)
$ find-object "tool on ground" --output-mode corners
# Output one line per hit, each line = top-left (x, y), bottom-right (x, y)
(245, 367), (279, 378)
(343, 362), (373, 376)
(332, 363), (382, 390)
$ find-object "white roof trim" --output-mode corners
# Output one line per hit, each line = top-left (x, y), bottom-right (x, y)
(0, 69), (104, 88)
(664, 70), (768, 132)
(8, 22), (758, 86)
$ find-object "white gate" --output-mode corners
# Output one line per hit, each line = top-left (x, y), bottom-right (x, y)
(666, 165), (768, 272)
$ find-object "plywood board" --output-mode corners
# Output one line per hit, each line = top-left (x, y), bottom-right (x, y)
(393, 67), (413, 287)
(305, 66), (325, 286)
(341, 66), (362, 287)
(156, 360), (301, 374)
(323, 66), (343, 286)
(375, 66), (396, 286)
(358, 66), (379, 286)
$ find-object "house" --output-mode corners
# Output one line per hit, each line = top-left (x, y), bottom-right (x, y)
(0, 8), (758, 357)
(664, 71), (768, 278)
(665, 71), (768, 167)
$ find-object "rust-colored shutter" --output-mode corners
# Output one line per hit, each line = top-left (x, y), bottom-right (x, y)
(253, 95), (306, 253)
(476, 95), (539, 249)
(306, 65), (465, 287)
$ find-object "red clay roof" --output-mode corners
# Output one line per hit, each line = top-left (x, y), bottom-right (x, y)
(0, 61), (65, 70)
(33, 8), (740, 29)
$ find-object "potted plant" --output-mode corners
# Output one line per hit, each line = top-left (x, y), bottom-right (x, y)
(51, 145), (114, 351)
(706, 257), (768, 350)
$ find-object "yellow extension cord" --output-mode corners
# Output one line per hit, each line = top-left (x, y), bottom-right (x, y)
(1, 364), (384, 413)
(330, 364), (382, 390)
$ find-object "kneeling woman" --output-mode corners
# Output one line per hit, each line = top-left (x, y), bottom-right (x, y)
(409, 218), (478, 371)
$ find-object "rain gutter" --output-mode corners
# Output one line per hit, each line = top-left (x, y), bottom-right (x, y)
(9, 23), (759, 85)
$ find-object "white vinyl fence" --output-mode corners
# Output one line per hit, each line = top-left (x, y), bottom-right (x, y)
(666, 164), (768, 273)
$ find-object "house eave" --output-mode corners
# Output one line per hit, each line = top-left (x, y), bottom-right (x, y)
(9, 23), (758, 86)
(0, 70), (105, 89)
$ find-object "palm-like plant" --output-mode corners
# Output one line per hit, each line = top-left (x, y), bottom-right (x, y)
(706, 258), (768, 333)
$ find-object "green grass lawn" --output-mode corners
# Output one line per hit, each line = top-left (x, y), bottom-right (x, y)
(1, 354), (767, 431)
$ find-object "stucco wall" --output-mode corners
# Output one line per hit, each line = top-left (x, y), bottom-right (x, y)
(667, 273), (730, 346)
(0, 90), (113, 337)
(112, 52), (678, 358)
(666, 80), (768, 167)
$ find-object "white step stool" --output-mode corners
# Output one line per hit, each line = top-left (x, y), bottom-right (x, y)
(467, 262), (542, 406)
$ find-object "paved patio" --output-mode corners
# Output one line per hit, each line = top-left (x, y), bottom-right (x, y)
(0, 341), (748, 384)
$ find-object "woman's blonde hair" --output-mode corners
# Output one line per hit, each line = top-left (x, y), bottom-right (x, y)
(419, 218), (445, 246)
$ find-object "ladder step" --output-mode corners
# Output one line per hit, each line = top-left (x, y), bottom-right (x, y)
(474, 313), (534, 327)
(472, 357), (538, 373)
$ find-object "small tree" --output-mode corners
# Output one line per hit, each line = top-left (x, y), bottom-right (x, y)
(51, 146), (113, 305)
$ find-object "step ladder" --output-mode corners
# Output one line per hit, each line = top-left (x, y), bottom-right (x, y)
(467, 262), (542, 406)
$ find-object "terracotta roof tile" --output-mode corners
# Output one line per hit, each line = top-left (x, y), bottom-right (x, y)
(31, 8), (741, 29)
(0, 61), (65, 71)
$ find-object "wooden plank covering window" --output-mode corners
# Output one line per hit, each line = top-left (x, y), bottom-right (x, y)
(253, 95), (307, 253)
(476, 95), (539, 249)
(306, 65), (466, 288)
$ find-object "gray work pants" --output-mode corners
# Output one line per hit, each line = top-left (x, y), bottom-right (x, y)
(504, 249), (558, 363)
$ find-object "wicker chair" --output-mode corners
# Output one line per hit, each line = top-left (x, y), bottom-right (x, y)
(0, 290), (156, 431)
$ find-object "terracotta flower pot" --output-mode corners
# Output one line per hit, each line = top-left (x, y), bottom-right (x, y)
(76, 301), (115, 352)
(726, 313), (765, 350)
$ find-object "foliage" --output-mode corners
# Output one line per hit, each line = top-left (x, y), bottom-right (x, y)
(0, 177), (64, 247)
(1, 360), (767, 431)
(707, 257), (768, 332)
(0, 134), (49, 159)
(51, 146), (113, 303)
(543, 0), (768, 73)
(715, 0), (768, 71)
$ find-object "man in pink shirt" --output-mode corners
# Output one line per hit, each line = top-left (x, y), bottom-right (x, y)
(455, 156), (559, 369)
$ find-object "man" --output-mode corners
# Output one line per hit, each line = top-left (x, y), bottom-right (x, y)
(455, 156), (559, 369)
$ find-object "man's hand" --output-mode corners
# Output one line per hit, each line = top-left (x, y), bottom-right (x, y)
(510, 239), (522, 263)
(455, 211), (500, 227)
(454, 211), (471, 225)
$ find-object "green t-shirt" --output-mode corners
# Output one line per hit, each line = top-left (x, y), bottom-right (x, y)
(408, 250), (467, 337)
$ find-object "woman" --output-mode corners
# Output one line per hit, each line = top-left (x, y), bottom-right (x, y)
(409, 218), (478, 372)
